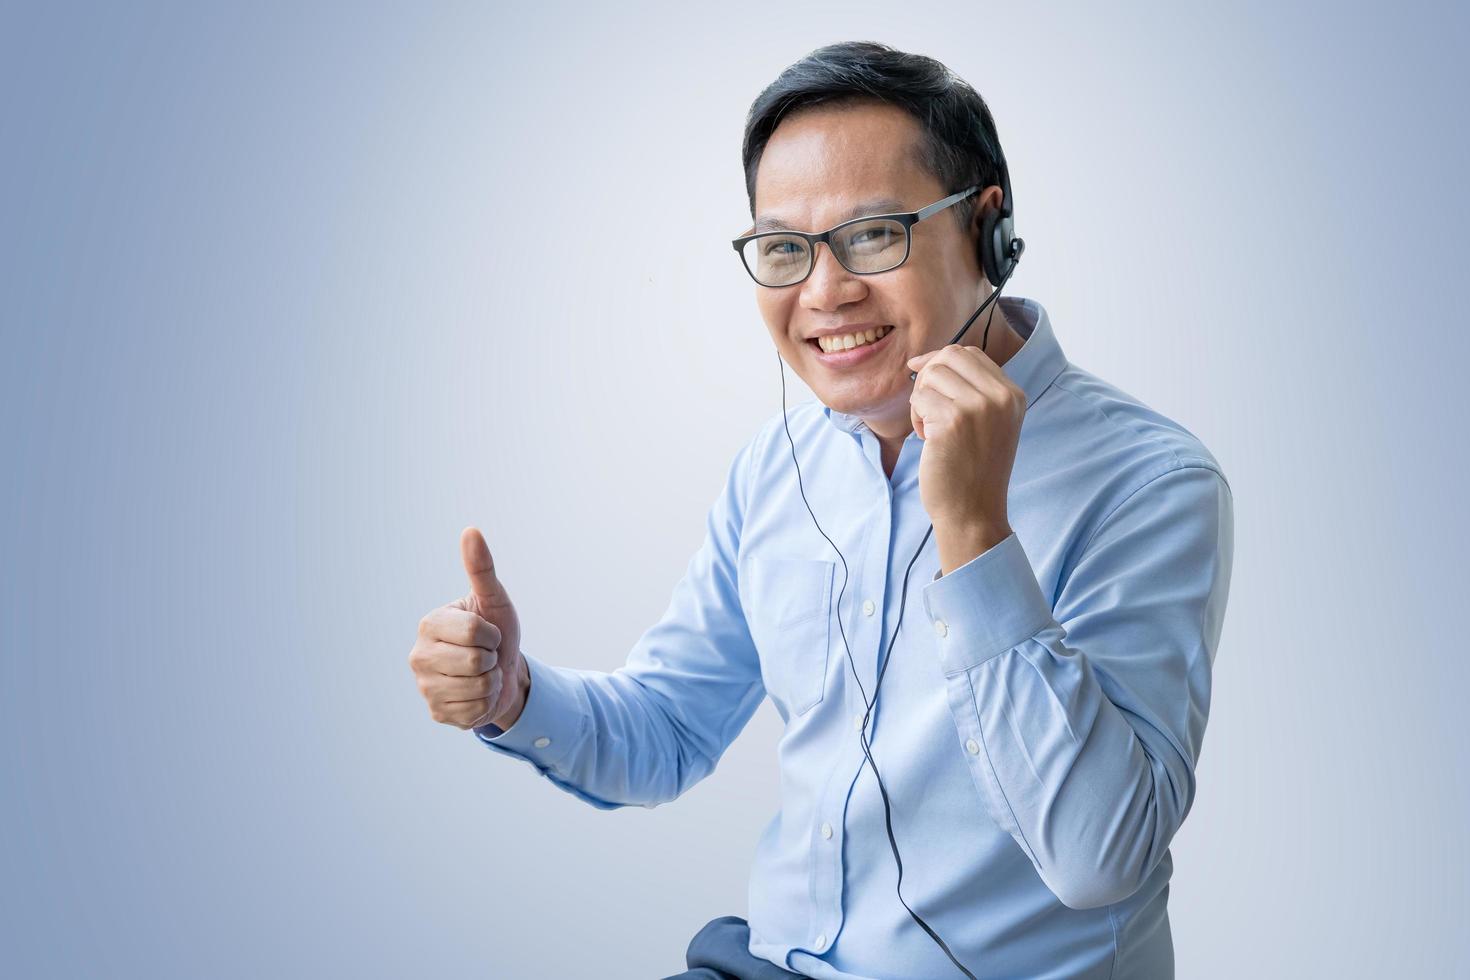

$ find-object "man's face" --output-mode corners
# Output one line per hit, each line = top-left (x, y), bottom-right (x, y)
(749, 101), (1002, 429)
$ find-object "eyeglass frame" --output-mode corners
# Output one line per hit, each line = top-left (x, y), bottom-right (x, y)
(730, 185), (980, 287)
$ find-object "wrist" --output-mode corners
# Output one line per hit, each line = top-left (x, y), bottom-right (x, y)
(490, 656), (531, 732)
(935, 518), (1012, 576)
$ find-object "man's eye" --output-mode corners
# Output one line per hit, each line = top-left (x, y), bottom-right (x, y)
(851, 226), (901, 244)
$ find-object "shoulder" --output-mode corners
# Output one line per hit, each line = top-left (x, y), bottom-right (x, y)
(739, 397), (828, 474)
(1043, 361), (1230, 489)
(1022, 362), (1232, 571)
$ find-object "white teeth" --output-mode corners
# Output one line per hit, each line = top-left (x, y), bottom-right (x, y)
(818, 324), (891, 353)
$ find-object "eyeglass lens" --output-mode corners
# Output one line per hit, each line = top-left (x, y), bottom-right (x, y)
(742, 218), (909, 286)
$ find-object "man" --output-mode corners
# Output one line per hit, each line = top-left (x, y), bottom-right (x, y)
(409, 41), (1234, 980)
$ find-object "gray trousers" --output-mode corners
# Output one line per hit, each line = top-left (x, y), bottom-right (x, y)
(662, 915), (807, 979)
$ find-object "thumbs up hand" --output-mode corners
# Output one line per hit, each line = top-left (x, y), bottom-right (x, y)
(408, 527), (530, 731)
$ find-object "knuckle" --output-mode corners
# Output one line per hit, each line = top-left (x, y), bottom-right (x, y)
(408, 644), (431, 673)
(461, 619), (482, 646)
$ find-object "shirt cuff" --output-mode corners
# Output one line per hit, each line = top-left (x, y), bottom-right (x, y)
(921, 531), (1057, 674)
(472, 650), (586, 772)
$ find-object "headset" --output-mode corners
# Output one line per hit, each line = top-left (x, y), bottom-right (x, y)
(776, 143), (1024, 980)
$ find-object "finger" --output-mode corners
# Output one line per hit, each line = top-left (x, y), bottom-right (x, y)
(910, 373), (952, 441)
(910, 385), (961, 440)
(913, 344), (998, 388)
(444, 671), (505, 728)
(915, 361), (982, 405)
(465, 701), (499, 730)
(906, 349), (939, 372)
(419, 638), (498, 677)
(461, 527), (507, 611)
(440, 697), (494, 729)
(434, 666), (501, 704)
(420, 605), (502, 651)
(910, 384), (957, 415)
(945, 345), (1016, 398)
(916, 347), (1021, 412)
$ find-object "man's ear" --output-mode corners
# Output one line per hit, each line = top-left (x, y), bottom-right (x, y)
(969, 184), (1005, 270)
(972, 184), (1004, 229)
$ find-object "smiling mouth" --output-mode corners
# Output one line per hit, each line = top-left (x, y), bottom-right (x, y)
(808, 324), (894, 354)
(806, 325), (896, 365)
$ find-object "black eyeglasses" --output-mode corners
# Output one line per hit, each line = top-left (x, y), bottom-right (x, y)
(731, 186), (978, 288)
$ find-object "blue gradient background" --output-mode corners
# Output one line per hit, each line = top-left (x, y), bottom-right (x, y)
(3, 2), (1466, 976)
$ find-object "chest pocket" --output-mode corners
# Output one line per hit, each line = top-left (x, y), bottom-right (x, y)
(740, 556), (834, 717)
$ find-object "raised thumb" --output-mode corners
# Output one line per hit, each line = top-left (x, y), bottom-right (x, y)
(460, 526), (504, 612)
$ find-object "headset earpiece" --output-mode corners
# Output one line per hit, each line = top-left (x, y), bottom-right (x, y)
(980, 203), (1004, 288)
(979, 147), (1019, 289)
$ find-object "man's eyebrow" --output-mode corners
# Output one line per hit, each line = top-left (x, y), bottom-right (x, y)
(753, 198), (906, 233)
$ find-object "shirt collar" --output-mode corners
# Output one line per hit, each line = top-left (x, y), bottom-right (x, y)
(822, 295), (1068, 435)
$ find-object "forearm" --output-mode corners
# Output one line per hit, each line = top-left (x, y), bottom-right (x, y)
(475, 641), (765, 811)
(953, 627), (1192, 909)
(923, 527), (1216, 910)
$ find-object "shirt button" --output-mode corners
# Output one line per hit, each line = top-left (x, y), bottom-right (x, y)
(862, 599), (875, 616)
(934, 619), (949, 637)
(965, 738), (980, 755)
(815, 933), (827, 948)
(533, 736), (551, 749)
(821, 822), (833, 840)
(853, 713), (865, 732)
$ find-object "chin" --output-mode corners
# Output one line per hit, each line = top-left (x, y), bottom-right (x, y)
(816, 382), (901, 418)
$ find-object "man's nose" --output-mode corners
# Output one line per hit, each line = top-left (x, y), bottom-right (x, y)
(800, 242), (862, 309)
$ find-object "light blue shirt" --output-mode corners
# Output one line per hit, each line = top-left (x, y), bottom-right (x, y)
(475, 296), (1235, 979)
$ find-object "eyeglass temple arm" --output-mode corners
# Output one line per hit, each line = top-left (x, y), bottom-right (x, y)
(914, 185), (979, 221)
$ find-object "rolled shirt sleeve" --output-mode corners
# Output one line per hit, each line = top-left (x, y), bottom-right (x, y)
(921, 463), (1234, 910)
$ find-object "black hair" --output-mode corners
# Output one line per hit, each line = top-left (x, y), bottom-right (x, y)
(741, 41), (1005, 236)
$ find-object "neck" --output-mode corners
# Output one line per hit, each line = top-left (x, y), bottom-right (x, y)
(868, 304), (1026, 476)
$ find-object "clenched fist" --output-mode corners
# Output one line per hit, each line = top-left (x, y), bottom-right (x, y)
(408, 527), (530, 731)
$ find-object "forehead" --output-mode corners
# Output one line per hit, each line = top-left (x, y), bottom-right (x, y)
(752, 101), (942, 232)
